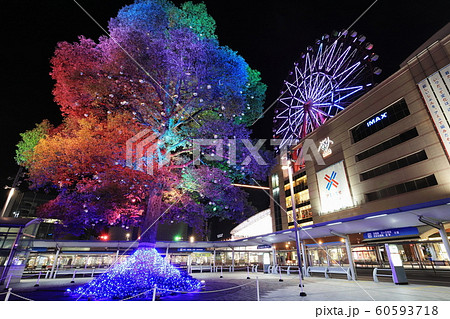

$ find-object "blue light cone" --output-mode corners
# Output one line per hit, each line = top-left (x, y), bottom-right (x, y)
(73, 248), (201, 300)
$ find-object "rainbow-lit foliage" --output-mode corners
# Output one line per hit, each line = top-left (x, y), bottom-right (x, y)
(17, 0), (272, 239)
(74, 248), (201, 300)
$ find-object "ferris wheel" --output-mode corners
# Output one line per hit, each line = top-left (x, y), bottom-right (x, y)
(273, 30), (381, 150)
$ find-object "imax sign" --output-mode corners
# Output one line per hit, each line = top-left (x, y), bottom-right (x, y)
(366, 112), (387, 127)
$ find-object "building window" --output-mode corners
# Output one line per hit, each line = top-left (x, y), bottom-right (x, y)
(365, 174), (437, 202)
(356, 128), (419, 162)
(351, 99), (410, 143)
(284, 172), (308, 197)
(287, 205), (313, 227)
(360, 150), (428, 181)
(271, 174), (283, 231)
(286, 189), (310, 210)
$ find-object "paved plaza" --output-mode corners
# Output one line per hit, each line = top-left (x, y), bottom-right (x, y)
(2, 271), (450, 301)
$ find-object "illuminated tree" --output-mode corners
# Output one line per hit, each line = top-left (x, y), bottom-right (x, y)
(15, 120), (52, 166)
(18, 0), (271, 244)
(17, 0), (273, 300)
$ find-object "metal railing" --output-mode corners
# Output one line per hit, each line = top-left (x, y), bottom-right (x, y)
(372, 268), (392, 283)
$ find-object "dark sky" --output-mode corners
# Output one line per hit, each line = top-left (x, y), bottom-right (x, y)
(1, 0), (449, 209)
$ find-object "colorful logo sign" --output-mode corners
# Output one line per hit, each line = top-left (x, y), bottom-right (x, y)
(316, 161), (354, 214)
(324, 171), (339, 190)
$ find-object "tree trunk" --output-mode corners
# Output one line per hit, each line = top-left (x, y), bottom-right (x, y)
(138, 188), (163, 248)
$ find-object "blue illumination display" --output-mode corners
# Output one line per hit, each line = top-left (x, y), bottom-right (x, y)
(73, 248), (201, 300)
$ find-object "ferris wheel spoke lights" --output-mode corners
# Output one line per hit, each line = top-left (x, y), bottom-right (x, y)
(273, 29), (381, 150)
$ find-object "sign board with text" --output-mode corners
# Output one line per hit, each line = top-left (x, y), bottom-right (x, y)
(418, 64), (450, 157)
(363, 227), (419, 240)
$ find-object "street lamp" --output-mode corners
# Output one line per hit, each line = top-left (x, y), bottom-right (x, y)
(282, 158), (307, 297)
(1, 186), (15, 218)
(1, 167), (23, 218)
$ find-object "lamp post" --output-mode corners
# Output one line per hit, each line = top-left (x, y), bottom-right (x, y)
(0, 187), (15, 218)
(1, 167), (23, 218)
(282, 158), (307, 297)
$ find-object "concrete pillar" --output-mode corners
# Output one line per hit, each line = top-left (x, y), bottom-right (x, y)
(271, 247), (277, 266)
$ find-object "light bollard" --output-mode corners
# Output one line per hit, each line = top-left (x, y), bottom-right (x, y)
(246, 265), (250, 279)
(91, 267), (95, 278)
(220, 265), (223, 278)
(71, 269), (77, 283)
(34, 271), (42, 287)
(279, 269), (283, 282)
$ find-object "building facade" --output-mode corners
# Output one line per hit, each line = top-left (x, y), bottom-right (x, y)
(269, 24), (450, 267)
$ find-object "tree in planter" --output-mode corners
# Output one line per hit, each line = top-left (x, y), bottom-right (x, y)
(17, 0), (271, 299)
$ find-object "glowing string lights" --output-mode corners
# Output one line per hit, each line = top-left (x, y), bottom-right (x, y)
(73, 248), (201, 300)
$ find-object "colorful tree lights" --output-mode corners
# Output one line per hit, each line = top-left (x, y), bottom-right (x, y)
(16, 0), (271, 241)
(73, 248), (201, 300)
(16, 0), (270, 301)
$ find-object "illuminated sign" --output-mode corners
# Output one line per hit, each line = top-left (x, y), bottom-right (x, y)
(316, 160), (353, 214)
(387, 244), (404, 267)
(257, 244), (272, 249)
(363, 227), (418, 239)
(366, 112), (387, 127)
(418, 64), (450, 157)
(177, 248), (206, 252)
(318, 137), (334, 158)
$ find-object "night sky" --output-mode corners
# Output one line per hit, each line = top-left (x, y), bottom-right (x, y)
(1, 0), (449, 211)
